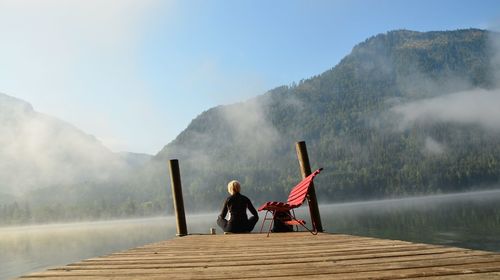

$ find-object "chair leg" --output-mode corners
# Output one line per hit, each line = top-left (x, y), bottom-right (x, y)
(266, 210), (275, 237)
(259, 210), (277, 237)
(259, 211), (269, 233)
(291, 209), (299, 232)
(285, 210), (318, 235)
(260, 209), (319, 236)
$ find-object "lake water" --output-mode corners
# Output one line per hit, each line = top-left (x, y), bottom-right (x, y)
(1, 189), (500, 279)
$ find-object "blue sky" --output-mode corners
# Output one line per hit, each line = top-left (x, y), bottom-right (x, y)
(1, 0), (499, 154)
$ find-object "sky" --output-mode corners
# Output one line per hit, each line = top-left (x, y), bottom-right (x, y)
(1, 0), (500, 154)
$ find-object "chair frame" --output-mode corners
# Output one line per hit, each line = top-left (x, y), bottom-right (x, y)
(258, 168), (323, 236)
(259, 208), (317, 236)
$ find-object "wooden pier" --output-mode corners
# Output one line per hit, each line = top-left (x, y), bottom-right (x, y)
(20, 232), (500, 279)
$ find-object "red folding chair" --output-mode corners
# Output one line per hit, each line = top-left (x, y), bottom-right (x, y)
(258, 168), (323, 236)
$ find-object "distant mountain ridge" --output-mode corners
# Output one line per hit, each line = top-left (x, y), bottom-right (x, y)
(118, 152), (153, 167)
(0, 92), (143, 195)
(0, 93), (34, 114)
(0, 92), (158, 224)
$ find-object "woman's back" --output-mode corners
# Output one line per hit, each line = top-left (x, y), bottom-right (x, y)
(225, 193), (253, 222)
(217, 180), (259, 233)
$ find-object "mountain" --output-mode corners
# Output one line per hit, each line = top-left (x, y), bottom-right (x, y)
(0, 93), (170, 225)
(154, 29), (500, 211)
(118, 152), (153, 168)
(0, 93), (133, 196)
(0, 93), (165, 224)
(3, 29), (500, 225)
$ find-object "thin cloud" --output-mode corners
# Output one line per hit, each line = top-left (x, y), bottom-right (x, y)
(219, 97), (281, 156)
(392, 88), (500, 131)
(423, 136), (446, 156)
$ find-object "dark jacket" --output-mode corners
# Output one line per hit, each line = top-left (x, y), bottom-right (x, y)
(219, 193), (258, 232)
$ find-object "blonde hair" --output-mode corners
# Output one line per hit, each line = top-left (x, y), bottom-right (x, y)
(227, 180), (241, 195)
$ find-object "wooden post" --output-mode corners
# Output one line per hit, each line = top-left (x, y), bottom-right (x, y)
(168, 159), (188, 237)
(295, 141), (324, 232)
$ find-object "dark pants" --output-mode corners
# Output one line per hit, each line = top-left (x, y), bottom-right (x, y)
(217, 216), (259, 233)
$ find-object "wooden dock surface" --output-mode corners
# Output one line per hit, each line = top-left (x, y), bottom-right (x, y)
(20, 232), (500, 279)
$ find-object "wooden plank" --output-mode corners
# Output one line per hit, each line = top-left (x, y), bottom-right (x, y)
(19, 232), (500, 279)
(18, 263), (500, 280)
(405, 272), (500, 279)
(61, 251), (495, 269)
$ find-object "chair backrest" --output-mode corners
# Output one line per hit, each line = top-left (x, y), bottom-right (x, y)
(286, 168), (323, 207)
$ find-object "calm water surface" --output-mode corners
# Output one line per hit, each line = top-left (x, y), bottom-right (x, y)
(0, 215), (213, 280)
(1, 190), (500, 279)
(320, 190), (500, 252)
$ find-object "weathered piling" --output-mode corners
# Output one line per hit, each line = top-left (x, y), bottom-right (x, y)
(168, 159), (188, 237)
(295, 141), (323, 232)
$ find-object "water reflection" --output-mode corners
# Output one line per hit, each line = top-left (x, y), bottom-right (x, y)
(320, 189), (500, 252)
(0, 215), (217, 280)
(2, 190), (500, 279)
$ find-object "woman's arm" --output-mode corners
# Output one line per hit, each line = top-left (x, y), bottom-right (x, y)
(247, 199), (258, 218)
(219, 198), (228, 219)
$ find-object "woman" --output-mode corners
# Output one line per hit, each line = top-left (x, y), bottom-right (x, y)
(217, 180), (259, 233)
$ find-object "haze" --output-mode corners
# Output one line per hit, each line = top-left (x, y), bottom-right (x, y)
(1, 0), (499, 154)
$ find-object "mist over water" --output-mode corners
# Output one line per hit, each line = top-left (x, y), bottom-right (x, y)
(2, 189), (500, 280)
(0, 215), (216, 280)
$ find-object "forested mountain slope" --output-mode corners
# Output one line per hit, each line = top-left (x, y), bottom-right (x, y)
(154, 29), (500, 211)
